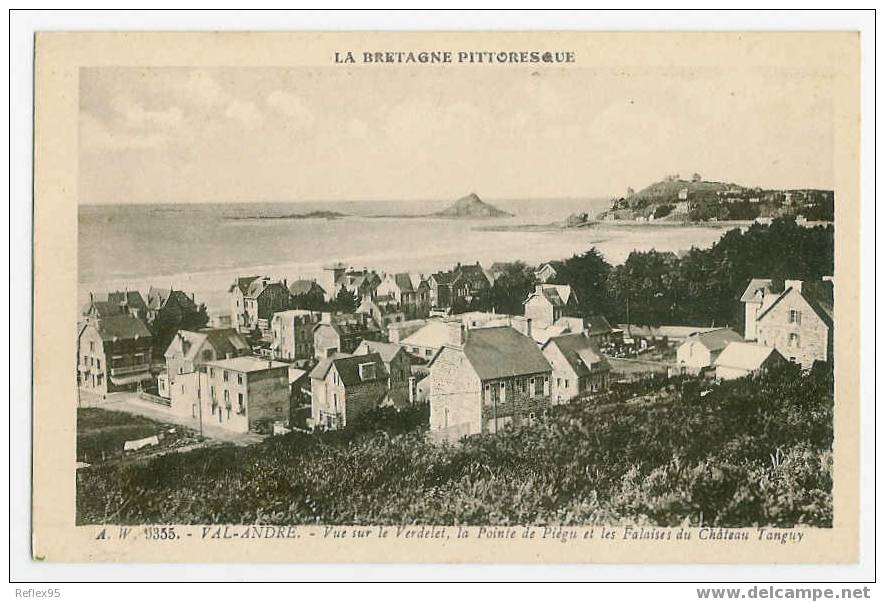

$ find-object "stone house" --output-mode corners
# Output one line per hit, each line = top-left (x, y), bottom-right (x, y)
(542, 332), (611, 404)
(309, 352), (389, 430)
(754, 280), (833, 369)
(201, 356), (290, 433)
(270, 309), (323, 361)
(77, 315), (153, 395)
(450, 262), (492, 306)
(354, 340), (414, 407)
(676, 327), (744, 370)
(427, 271), (454, 309)
(428, 324), (552, 436)
(523, 284), (578, 330)
(312, 312), (382, 360)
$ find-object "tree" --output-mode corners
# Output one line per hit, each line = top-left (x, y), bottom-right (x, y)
(331, 286), (358, 313)
(290, 291), (327, 311)
(553, 248), (614, 319)
(488, 261), (535, 314)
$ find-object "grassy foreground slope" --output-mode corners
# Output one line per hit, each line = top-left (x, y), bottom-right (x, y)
(77, 364), (833, 527)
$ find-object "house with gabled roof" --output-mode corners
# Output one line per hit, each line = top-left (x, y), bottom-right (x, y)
(754, 279), (833, 369)
(77, 314), (153, 395)
(82, 290), (149, 322)
(313, 312), (382, 360)
(428, 324), (552, 436)
(270, 309), (323, 362)
(542, 332), (610, 404)
(354, 340), (414, 407)
(676, 327), (744, 370)
(309, 352), (389, 430)
(523, 284), (578, 330)
(534, 262), (558, 283)
(228, 276), (291, 333)
(159, 327), (250, 415)
(714, 342), (786, 380)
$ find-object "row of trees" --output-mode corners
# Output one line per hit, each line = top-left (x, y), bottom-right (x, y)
(476, 217), (833, 329)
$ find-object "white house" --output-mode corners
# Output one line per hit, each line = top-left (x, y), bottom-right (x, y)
(676, 327), (743, 370)
(714, 342), (786, 380)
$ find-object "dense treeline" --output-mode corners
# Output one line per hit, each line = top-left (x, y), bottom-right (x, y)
(482, 217), (833, 328)
(77, 364), (832, 527)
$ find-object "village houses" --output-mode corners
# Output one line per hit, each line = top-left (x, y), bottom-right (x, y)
(309, 352), (389, 430)
(542, 332), (611, 404)
(158, 327), (250, 417)
(428, 324), (552, 437)
(356, 295), (407, 335)
(741, 278), (833, 369)
(270, 309), (323, 362)
(228, 276), (291, 334)
(146, 286), (201, 326)
(354, 340), (414, 407)
(77, 314), (153, 396)
(313, 312), (383, 359)
(320, 263), (381, 302)
(200, 356), (291, 433)
(82, 290), (149, 322)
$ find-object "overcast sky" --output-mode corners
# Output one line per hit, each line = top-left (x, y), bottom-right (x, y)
(79, 66), (834, 204)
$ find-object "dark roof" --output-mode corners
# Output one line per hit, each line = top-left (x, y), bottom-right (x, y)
(83, 300), (124, 318)
(686, 327), (744, 352)
(461, 326), (551, 380)
(757, 280), (833, 328)
(289, 279), (325, 296)
(740, 278), (774, 303)
(147, 287), (198, 311)
(106, 290), (148, 312)
(202, 327), (250, 357)
(430, 271), (454, 285)
(585, 314), (613, 336)
(394, 273), (415, 293)
(310, 352), (388, 386)
(93, 315), (152, 341)
(544, 332), (609, 377)
(229, 276), (259, 294)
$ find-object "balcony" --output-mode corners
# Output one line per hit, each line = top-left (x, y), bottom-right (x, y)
(109, 363), (151, 377)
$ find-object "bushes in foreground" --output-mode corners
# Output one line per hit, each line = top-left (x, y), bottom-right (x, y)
(77, 365), (832, 527)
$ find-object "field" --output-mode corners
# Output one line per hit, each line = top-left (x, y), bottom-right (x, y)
(76, 365), (832, 527)
(77, 407), (202, 465)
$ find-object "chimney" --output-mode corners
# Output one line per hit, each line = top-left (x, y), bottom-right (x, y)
(785, 279), (803, 293)
(321, 312), (332, 324)
(445, 320), (466, 347)
(89, 291), (94, 303)
(536, 284), (545, 294)
(526, 318), (533, 340)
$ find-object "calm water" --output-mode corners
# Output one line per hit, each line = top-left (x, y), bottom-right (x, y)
(78, 199), (728, 314)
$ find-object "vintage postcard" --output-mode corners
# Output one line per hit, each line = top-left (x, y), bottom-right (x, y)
(32, 31), (860, 563)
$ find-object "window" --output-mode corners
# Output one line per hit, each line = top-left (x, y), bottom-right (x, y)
(96, 359), (101, 370)
(500, 382), (506, 402)
(223, 371), (229, 382)
(209, 368), (215, 378)
(556, 377), (561, 387)
(565, 379), (570, 389)
(89, 341), (95, 352)
(210, 386), (216, 400)
(534, 377), (544, 396)
(238, 393), (245, 415)
(789, 310), (802, 325)
(237, 374), (243, 385)
(789, 333), (800, 347)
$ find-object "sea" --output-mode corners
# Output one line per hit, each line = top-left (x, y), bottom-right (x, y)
(78, 198), (729, 315)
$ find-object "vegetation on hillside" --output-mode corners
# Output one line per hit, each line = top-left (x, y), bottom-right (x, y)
(77, 365), (832, 527)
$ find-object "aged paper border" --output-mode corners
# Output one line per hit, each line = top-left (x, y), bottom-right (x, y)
(32, 31), (860, 564)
